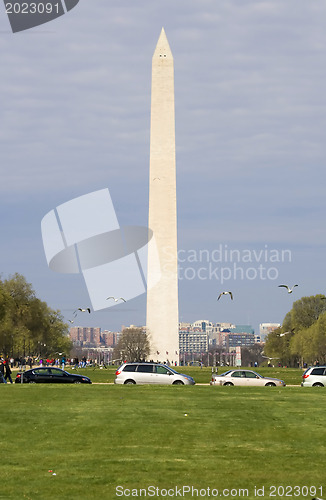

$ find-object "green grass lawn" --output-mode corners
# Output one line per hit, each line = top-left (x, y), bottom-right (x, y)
(0, 384), (324, 499)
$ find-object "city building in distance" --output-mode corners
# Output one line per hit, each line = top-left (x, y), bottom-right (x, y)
(69, 326), (120, 348)
(259, 323), (281, 341)
(69, 319), (275, 362)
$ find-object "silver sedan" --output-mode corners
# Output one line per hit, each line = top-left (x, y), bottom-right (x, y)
(210, 369), (286, 387)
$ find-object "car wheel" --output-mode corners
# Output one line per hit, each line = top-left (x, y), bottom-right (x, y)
(312, 382), (324, 387)
(29, 380), (36, 384)
(73, 381), (82, 384)
(173, 380), (184, 385)
(124, 380), (136, 385)
(265, 382), (276, 387)
(224, 382), (234, 386)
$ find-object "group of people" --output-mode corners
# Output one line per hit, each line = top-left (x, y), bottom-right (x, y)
(37, 356), (88, 368)
(0, 360), (13, 384)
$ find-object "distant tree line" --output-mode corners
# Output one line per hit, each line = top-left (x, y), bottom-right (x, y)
(0, 273), (72, 359)
(264, 294), (326, 367)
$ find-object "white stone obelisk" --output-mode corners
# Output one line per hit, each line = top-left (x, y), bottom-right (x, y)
(146, 28), (179, 365)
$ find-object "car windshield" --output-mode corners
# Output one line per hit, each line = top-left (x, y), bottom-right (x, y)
(163, 366), (177, 374)
(220, 370), (233, 376)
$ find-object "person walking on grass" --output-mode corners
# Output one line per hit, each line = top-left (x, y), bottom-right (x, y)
(0, 361), (7, 384)
(4, 360), (13, 384)
(61, 356), (66, 370)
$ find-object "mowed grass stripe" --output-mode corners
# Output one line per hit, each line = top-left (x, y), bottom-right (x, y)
(0, 385), (324, 499)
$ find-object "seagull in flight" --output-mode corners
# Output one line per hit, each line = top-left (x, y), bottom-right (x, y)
(217, 291), (233, 301)
(74, 307), (91, 316)
(106, 297), (126, 303)
(279, 328), (295, 337)
(278, 284), (298, 294)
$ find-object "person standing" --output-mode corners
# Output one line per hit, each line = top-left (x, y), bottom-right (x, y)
(0, 361), (7, 384)
(4, 360), (13, 384)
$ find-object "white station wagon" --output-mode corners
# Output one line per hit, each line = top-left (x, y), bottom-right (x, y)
(210, 369), (286, 387)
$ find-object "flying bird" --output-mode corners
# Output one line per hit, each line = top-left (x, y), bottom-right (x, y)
(278, 284), (298, 293)
(217, 291), (233, 301)
(106, 297), (126, 303)
(279, 328), (295, 337)
(74, 307), (91, 315)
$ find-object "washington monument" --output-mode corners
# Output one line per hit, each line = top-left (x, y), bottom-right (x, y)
(146, 28), (179, 365)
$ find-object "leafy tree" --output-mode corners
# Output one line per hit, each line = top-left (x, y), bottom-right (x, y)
(263, 327), (297, 366)
(0, 273), (71, 358)
(290, 326), (315, 367)
(312, 312), (326, 363)
(290, 312), (326, 366)
(0, 287), (10, 322)
(263, 328), (282, 358)
(113, 327), (150, 362)
(265, 295), (326, 367)
(288, 295), (326, 330)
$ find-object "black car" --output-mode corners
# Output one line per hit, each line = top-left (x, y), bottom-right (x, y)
(15, 367), (92, 384)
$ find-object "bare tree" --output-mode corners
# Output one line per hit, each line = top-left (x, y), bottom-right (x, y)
(113, 328), (150, 362)
(240, 344), (265, 367)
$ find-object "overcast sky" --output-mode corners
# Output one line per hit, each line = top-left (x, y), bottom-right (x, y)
(1, 0), (326, 334)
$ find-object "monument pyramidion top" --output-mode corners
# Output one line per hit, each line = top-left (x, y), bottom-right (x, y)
(153, 27), (173, 61)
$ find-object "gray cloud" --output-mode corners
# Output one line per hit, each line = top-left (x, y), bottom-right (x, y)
(1, 0), (326, 332)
